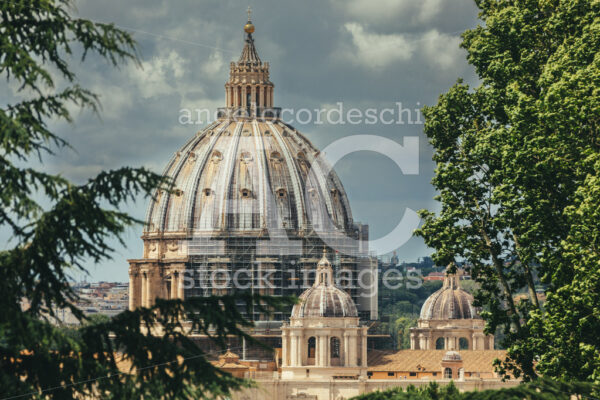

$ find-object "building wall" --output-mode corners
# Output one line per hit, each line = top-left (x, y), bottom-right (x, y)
(231, 378), (520, 400)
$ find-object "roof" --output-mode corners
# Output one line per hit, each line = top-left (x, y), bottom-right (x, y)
(420, 269), (480, 320)
(144, 119), (353, 233)
(291, 252), (358, 318)
(238, 32), (261, 65)
(212, 349), (249, 370)
(212, 360), (249, 370)
(367, 350), (506, 374)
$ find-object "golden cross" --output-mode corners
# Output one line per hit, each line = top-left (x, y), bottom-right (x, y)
(247, 6), (252, 21)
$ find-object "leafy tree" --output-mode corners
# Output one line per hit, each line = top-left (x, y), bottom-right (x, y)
(416, 0), (600, 382)
(0, 1), (292, 398)
(376, 281), (441, 349)
(394, 315), (418, 350)
(350, 380), (598, 400)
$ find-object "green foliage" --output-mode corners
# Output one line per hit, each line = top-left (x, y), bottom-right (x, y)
(351, 381), (460, 400)
(351, 379), (598, 400)
(0, 1), (294, 398)
(377, 281), (441, 349)
(416, 0), (600, 383)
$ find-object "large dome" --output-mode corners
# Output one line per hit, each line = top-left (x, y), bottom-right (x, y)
(419, 270), (480, 320)
(291, 253), (358, 318)
(128, 15), (378, 322)
(144, 119), (353, 233)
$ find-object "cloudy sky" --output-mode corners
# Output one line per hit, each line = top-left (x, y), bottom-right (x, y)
(7, 0), (481, 281)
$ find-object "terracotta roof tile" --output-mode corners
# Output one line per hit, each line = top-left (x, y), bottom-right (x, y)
(367, 350), (505, 374)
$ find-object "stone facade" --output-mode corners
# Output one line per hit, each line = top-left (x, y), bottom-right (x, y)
(230, 378), (519, 400)
(281, 252), (368, 380)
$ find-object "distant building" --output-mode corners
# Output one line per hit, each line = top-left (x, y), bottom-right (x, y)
(411, 269), (493, 351)
(230, 257), (517, 399)
(424, 271), (446, 281)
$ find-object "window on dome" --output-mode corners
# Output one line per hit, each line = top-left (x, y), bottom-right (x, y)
(459, 337), (469, 350)
(330, 337), (340, 358)
(307, 337), (316, 358)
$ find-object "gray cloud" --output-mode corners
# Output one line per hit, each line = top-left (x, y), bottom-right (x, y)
(3, 0), (480, 280)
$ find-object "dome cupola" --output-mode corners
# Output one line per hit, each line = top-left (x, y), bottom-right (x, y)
(419, 268), (480, 320)
(291, 250), (358, 318)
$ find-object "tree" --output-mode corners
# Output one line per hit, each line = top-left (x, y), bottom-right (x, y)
(416, 0), (600, 382)
(350, 379), (597, 400)
(0, 1), (292, 398)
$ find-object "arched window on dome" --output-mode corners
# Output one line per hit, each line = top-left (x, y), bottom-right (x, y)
(307, 337), (316, 360)
(330, 337), (340, 359)
(436, 337), (445, 350)
(459, 337), (469, 350)
(444, 367), (452, 379)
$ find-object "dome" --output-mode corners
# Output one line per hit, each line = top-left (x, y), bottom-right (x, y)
(144, 119), (353, 233)
(128, 13), (378, 323)
(442, 351), (462, 361)
(419, 270), (480, 320)
(291, 252), (358, 318)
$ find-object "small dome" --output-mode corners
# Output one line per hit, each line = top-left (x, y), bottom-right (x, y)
(443, 351), (462, 361)
(420, 269), (480, 320)
(291, 252), (358, 318)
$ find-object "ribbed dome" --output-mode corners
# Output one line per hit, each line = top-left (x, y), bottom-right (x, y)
(144, 119), (353, 233)
(419, 270), (480, 320)
(291, 253), (358, 318)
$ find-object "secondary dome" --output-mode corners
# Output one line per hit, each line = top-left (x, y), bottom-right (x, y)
(419, 269), (480, 320)
(291, 252), (358, 318)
